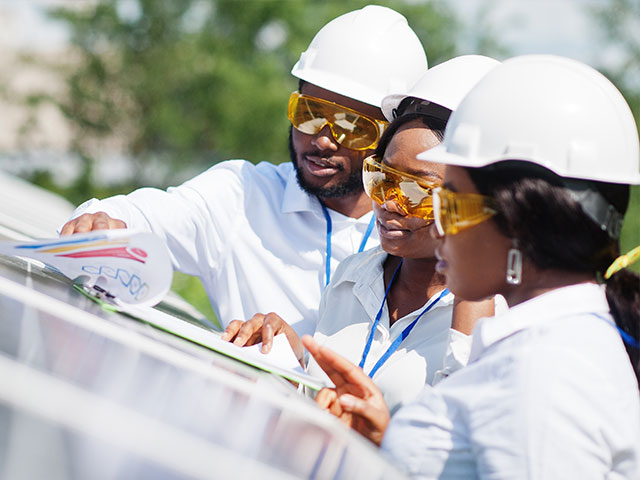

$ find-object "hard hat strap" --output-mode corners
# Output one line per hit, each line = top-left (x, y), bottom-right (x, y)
(563, 180), (623, 239)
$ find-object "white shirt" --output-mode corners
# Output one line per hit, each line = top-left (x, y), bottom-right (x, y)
(67, 161), (379, 336)
(381, 283), (640, 479)
(306, 246), (465, 415)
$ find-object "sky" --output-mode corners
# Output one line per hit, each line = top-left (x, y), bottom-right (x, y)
(0, 0), (613, 65)
(447, 0), (621, 69)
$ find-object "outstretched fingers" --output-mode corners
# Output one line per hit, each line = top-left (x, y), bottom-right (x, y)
(221, 315), (265, 346)
(302, 335), (390, 445)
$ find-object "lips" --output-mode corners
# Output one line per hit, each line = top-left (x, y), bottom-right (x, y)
(302, 155), (343, 177)
(377, 219), (411, 239)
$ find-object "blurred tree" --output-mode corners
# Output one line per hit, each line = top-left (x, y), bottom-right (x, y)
(591, 0), (640, 271)
(34, 0), (458, 204)
(29, 0), (462, 318)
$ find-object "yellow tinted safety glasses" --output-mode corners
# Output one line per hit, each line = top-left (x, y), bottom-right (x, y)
(363, 155), (440, 221)
(287, 92), (388, 151)
(432, 187), (498, 236)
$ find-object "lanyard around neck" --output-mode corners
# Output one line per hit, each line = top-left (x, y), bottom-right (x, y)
(321, 204), (376, 286)
(359, 258), (450, 378)
(593, 313), (640, 349)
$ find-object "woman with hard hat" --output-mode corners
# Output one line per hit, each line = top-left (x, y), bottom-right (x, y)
(303, 55), (640, 477)
(224, 56), (503, 415)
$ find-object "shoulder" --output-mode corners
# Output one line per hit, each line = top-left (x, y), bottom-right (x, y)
(468, 313), (638, 415)
(178, 161), (293, 209)
(185, 160), (292, 189)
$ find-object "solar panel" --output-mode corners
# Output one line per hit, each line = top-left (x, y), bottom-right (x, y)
(0, 254), (405, 479)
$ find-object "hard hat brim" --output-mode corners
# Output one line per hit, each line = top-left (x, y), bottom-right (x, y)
(418, 144), (640, 185)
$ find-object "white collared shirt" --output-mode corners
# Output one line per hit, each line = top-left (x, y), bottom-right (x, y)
(382, 283), (640, 479)
(66, 160), (379, 336)
(307, 247), (462, 415)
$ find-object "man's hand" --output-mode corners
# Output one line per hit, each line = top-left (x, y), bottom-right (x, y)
(221, 312), (304, 365)
(60, 212), (127, 236)
(302, 335), (390, 446)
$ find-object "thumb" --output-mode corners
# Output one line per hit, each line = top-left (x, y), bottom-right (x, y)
(339, 394), (370, 414)
(339, 394), (389, 428)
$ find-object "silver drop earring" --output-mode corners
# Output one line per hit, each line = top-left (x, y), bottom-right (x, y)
(506, 241), (522, 285)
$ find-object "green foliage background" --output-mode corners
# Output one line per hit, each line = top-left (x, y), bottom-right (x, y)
(42, 0), (458, 204)
(37, 0), (462, 322)
(12, 0), (640, 321)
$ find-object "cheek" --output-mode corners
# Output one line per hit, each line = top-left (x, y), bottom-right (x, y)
(291, 128), (311, 154)
(442, 233), (504, 300)
(346, 151), (367, 173)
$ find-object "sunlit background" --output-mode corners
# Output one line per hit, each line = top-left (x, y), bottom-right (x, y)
(0, 0), (638, 322)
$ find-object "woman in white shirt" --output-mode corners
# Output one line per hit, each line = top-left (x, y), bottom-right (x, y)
(303, 55), (640, 478)
(223, 57), (501, 413)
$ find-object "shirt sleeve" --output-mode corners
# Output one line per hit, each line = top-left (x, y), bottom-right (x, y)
(432, 329), (472, 385)
(381, 385), (474, 479)
(60, 161), (247, 277)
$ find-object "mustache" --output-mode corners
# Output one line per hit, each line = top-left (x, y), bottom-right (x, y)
(288, 126), (344, 171)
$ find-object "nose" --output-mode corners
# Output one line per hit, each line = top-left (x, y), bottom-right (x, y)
(381, 195), (408, 216)
(311, 124), (340, 151)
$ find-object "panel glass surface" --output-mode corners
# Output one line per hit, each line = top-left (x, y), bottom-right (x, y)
(0, 254), (405, 480)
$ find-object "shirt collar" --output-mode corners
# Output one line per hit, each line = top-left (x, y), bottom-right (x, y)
(282, 164), (318, 214)
(337, 247), (454, 319)
(469, 282), (611, 362)
(336, 246), (387, 288)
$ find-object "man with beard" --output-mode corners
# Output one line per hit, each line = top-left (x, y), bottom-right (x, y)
(60, 5), (428, 336)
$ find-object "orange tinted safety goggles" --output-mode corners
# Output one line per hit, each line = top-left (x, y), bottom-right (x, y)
(363, 155), (440, 221)
(432, 187), (498, 236)
(287, 92), (388, 150)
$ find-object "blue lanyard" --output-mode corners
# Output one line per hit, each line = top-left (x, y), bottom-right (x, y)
(321, 204), (376, 286)
(618, 327), (640, 349)
(359, 258), (449, 378)
(593, 313), (640, 349)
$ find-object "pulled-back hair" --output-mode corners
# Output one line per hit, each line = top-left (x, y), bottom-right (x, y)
(467, 162), (640, 385)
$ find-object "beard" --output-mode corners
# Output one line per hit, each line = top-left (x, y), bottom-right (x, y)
(288, 126), (364, 199)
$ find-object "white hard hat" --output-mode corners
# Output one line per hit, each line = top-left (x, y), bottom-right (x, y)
(291, 5), (428, 107)
(418, 54), (640, 185)
(381, 55), (501, 121)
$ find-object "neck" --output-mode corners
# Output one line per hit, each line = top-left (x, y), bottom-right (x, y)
(384, 255), (446, 325)
(320, 191), (373, 218)
(503, 268), (595, 307)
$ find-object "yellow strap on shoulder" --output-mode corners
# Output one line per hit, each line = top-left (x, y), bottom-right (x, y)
(604, 245), (640, 280)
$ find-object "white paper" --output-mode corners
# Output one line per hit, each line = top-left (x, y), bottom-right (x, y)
(242, 334), (303, 373)
(0, 230), (173, 306)
(117, 301), (327, 390)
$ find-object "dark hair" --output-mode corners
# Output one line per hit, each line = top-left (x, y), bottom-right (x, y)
(374, 112), (447, 158)
(467, 162), (640, 385)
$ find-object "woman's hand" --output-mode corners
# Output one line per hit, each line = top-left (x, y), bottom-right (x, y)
(302, 335), (390, 446)
(221, 312), (304, 365)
